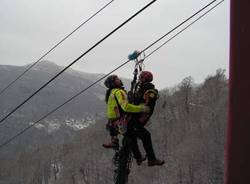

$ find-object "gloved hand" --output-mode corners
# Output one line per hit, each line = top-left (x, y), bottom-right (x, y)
(142, 105), (150, 113)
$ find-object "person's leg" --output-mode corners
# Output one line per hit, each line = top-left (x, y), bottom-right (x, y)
(129, 133), (142, 159)
(135, 125), (165, 166)
(125, 118), (146, 165)
(103, 120), (119, 148)
(135, 126), (156, 161)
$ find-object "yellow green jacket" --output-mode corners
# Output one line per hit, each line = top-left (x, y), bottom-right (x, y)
(107, 88), (144, 119)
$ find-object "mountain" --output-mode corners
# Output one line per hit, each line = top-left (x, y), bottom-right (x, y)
(0, 61), (107, 131)
(0, 67), (227, 184)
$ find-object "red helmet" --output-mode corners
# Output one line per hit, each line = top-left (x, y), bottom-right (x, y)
(139, 71), (153, 83)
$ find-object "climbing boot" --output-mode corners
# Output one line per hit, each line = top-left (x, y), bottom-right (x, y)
(148, 159), (165, 167)
(136, 156), (147, 166)
(102, 138), (119, 149)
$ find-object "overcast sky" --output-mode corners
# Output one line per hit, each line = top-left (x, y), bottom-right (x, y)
(0, 0), (229, 89)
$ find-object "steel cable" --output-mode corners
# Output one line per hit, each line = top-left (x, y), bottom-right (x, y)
(0, 0), (224, 149)
(0, 0), (157, 125)
(0, 0), (115, 97)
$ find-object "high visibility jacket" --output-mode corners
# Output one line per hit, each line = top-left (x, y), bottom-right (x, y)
(107, 88), (144, 120)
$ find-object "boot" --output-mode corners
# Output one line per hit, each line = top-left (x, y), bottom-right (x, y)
(148, 159), (165, 167)
(136, 156), (147, 166)
(102, 137), (119, 149)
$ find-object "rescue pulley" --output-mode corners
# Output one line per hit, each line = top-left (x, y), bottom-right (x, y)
(127, 50), (146, 102)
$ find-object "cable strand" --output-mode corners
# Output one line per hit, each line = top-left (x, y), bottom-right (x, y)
(141, 0), (217, 53)
(0, 0), (224, 150)
(0, 0), (157, 125)
(0, 0), (115, 97)
(145, 0), (225, 60)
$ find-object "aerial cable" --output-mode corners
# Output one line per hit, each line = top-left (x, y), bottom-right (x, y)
(142, 0), (218, 53)
(0, 0), (115, 97)
(128, 0), (225, 98)
(0, 0), (224, 150)
(0, 0), (157, 125)
(144, 0), (225, 60)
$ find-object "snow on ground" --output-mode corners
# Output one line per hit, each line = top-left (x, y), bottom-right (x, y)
(30, 116), (97, 133)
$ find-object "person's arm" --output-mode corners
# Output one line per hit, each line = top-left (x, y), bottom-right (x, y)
(144, 89), (158, 106)
(115, 90), (144, 113)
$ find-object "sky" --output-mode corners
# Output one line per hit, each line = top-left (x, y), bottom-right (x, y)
(0, 0), (230, 89)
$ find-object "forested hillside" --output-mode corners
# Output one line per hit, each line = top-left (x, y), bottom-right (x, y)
(0, 69), (227, 184)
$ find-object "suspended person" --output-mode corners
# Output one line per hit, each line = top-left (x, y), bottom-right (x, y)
(103, 74), (164, 167)
(130, 71), (165, 166)
(102, 75), (149, 154)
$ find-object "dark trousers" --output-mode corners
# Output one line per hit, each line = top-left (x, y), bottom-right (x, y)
(106, 117), (157, 161)
(126, 119), (156, 161)
(106, 120), (118, 137)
